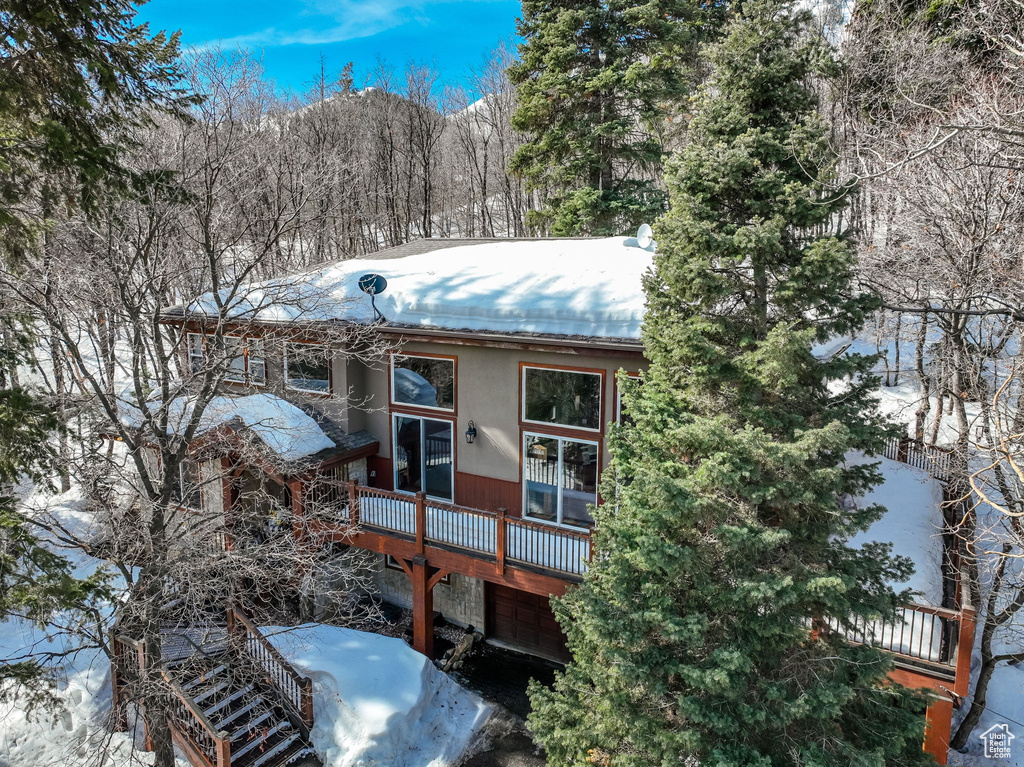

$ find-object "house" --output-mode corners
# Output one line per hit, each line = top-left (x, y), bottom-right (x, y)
(153, 236), (973, 764)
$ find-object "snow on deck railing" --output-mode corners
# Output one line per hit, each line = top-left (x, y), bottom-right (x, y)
(883, 436), (955, 483)
(824, 602), (961, 666)
(348, 485), (590, 579)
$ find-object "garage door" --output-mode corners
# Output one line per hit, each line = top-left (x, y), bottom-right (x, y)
(486, 584), (570, 663)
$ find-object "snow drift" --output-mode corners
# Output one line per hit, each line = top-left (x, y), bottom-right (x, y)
(265, 624), (491, 767)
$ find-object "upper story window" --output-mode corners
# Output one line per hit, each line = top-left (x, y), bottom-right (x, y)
(186, 333), (265, 386)
(187, 333), (204, 375)
(522, 365), (602, 432)
(285, 342), (330, 395)
(224, 336), (266, 386)
(391, 353), (455, 411)
(616, 372), (642, 425)
(170, 457), (203, 511)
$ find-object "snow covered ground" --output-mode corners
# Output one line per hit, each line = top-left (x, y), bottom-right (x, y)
(0, 484), (157, 767)
(265, 625), (491, 767)
(0, 482), (490, 767)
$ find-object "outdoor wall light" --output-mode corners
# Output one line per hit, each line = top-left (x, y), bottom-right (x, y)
(465, 421), (478, 444)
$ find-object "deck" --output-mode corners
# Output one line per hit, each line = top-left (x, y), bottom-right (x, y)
(308, 484), (591, 598)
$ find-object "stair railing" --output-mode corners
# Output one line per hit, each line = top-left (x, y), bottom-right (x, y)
(111, 634), (231, 767)
(228, 607), (314, 736)
(161, 669), (232, 767)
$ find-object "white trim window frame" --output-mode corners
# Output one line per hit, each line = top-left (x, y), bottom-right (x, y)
(391, 413), (454, 502)
(521, 365), (603, 433)
(284, 341), (331, 395)
(173, 458), (203, 512)
(223, 335), (247, 384)
(389, 353), (455, 412)
(187, 332), (204, 375)
(246, 338), (266, 385)
(522, 431), (599, 531)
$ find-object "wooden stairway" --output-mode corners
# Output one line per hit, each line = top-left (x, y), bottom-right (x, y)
(168, 650), (316, 767)
(113, 608), (320, 767)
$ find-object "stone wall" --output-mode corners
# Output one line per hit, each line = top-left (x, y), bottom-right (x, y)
(371, 554), (486, 631)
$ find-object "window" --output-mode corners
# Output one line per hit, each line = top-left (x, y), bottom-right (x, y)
(391, 354), (455, 411)
(170, 458), (203, 511)
(247, 339), (266, 385)
(522, 366), (602, 431)
(224, 336), (246, 383)
(189, 333), (265, 385)
(187, 333), (204, 374)
(393, 414), (453, 501)
(523, 433), (598, 528)
(285, 342), (330, 394)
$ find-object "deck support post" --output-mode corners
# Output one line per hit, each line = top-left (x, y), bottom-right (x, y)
(289, 479), (305, 542)
(411, 553), (435, 659)
(415, 492), (427, 553)
(496, 507), (506, 574)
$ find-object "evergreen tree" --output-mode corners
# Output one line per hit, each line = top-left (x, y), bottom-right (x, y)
(0, 337), (110, 705)
(528, 2), (934, 764)
(509, 0), (713, 236)
(0, 0), (190, 262)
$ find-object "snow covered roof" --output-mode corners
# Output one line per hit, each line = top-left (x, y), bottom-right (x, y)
(121, 393), (338, 462)
(184, 237), (655, 342)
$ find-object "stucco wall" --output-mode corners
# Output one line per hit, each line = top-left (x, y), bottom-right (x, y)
(218, 334), (644, 502)
(366, 340), (644, 480)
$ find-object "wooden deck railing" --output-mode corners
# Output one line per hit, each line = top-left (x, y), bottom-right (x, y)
(112, 609), (313, 767)
(346, 482), (591, 579)
(883, 436), (955, 483)
(229, 607), (315, 732)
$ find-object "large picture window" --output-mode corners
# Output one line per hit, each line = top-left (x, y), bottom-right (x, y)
(393, 415), (453, 501)
(391, 354), (455, 411)
(285, 342), (330, 394)
(522, 366), (602, 431)
(523, 433), (598, 528)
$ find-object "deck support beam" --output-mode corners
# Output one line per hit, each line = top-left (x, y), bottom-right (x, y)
(411, 554), (435, 659)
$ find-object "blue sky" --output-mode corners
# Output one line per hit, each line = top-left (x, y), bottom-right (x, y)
(136, 0), (523, 94)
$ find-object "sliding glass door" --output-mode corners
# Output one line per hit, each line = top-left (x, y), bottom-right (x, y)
(393, 415), (454, 501)
(523, 433), (598, 528)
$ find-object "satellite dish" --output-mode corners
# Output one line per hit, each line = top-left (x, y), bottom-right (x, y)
(357, 273), (388, 322)
(636, 223), (654, 249)
(357, 273), (388, 295)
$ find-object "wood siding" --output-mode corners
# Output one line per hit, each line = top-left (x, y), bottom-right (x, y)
(455, 471), (522, 515)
